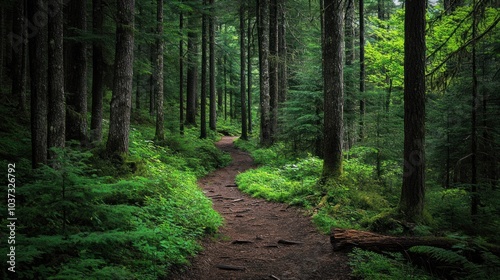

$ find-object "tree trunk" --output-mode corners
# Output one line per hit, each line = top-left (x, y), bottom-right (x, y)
(200, 0), (208, 139)
(400, 0), (426, 222)
(209, 0), (217, 131)
(359, 0), (365, 141)
(186, 12), (198, 126)
(0, 5), (4, 93)
(11, 0), (27, 113)
(344, 0), (355, 150)
(470, 0), (478, 217)
(154, 0), (164, 141)
(269, 0), (279, 143)
(224, 48), (227, 120)
(48, 0), (65, 158)
(240, 1), (248, 140)
(28, 0), (48, 168)
(106, 0), (135, 156)
(258, 0), (271, 146)
(64, 0), (88, 146)
(247, 11), (253, 134)
(91, 0), (105, 143)
(149, 46), (155, 116)
(321, 0), (345, 180)
(179, 7), (185, 135)
(277, 0), (287, 104)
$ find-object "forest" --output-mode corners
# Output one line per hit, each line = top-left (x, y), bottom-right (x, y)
(0, 0), (499, 279)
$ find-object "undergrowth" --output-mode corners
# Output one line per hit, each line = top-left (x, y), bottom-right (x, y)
(0, 116), (229, 279)
(235, 137), (500, 279)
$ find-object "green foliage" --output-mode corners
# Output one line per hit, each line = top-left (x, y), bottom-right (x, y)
(409, 245), (500, 280)
(349, 248), (433, 280)
(0, 126), (225, 279)
(236, 151), (398, 232)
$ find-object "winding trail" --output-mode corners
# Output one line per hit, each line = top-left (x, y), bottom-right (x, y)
(171, 136), (351, 280)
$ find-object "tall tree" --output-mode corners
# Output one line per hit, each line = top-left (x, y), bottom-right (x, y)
(209, 0), (217, 131)
(106, 0), (135, 156)
(11, 0), (27, 113)
(154, 0), (165, 141)
(28, 0), (48, 168)
(48, 0), (65, 156)
(269, 0), (279, 142)
(247, 8), (253, 134)
(240, 0), (248, 140)
(186, 11), (199, 126)
(65, 0), (88, 146)
(277, 0), (287, 104)
(200, 0), (208, 139)
(91, 0), (105, 143)
(322, 0), (345, 180)
(258, 0), (271, 146)
(470, 0), (479, 216)
(179, 4), (185, 135)
(400, 0), (426, 222)
(359, 0), (366, 140)
(344, 0), (356, 149)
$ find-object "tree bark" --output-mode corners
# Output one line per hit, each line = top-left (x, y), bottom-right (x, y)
(179, 7), (185, 135)
(209, 0), (217, 131)
(400, 0), (426, 222)
(240, 1), (248, 140)
(106, 0), (135, 156)
(64, 0), (88, 146)
(28, 0), (48, 168)
(154, 0), (165, 141)
(359, 0), (365, 141)
(91, 0), (105, 143)
(48, 0), (65, 157)
(321, 0), (345, 180)
(11, 0), (27, 113)
(247, 11), (253, 134)
(344, 0), (355, 150)
(258, 0), (271, 146)
(200, 0), (208, 139)
(186, 12), (199, 126)
(269, 0), (279, 143)
(331, 228), (463, 252)
(0, 5), (4, 94)
(470, 0), (478, 217)
(149, 46), (155, 116)
(277, 0), (287, 104)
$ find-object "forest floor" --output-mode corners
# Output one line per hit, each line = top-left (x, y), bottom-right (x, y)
(170, 136), (352, 280)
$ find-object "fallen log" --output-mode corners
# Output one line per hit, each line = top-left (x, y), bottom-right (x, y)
(330, 228), (459, 252)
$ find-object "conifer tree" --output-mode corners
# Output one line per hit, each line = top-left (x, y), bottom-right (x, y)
(322, 0), (345, 179)
(106, 0), (135, 156)
(400, 0), (426, 222)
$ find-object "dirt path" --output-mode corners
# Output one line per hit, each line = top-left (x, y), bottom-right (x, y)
(170, 136), (352, 280)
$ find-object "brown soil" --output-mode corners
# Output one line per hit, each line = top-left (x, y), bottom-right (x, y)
(170, 136), (352, 280)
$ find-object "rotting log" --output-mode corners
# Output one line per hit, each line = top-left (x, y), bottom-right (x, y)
(331, 228), (461, 252)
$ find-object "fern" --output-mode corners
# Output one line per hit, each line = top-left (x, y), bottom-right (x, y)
(409, 246), (499, 279)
